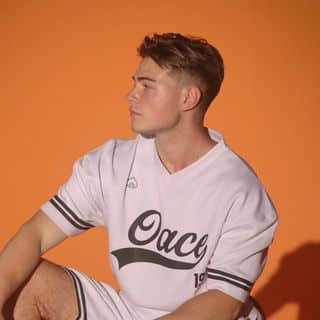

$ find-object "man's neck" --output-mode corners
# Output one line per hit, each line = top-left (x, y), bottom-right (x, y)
(154, 126), (216, 174)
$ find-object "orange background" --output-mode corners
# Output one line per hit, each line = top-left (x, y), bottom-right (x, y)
(1, 1), (319, 319)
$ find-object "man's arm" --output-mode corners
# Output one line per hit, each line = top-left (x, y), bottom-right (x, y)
(156, 289), (242, 320)
(0, 210), (67, 313)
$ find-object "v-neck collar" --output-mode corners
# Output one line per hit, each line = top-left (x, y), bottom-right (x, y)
(152, 129), (227, 179)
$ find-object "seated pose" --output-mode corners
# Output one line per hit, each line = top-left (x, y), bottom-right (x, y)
(0, 33), (278, 320)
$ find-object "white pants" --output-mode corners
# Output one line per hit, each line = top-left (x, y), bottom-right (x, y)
(65, 267), (264, 320)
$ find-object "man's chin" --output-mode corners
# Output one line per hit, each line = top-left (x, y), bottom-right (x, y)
(131, 126), (155, 138)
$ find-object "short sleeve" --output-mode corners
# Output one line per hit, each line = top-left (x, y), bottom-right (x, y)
(206, 183), (278, 302)
(40, 147), (105, 236)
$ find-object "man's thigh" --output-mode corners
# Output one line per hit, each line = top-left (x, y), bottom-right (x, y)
(3, 259), (134, 320)
(3, 259), (77, 320)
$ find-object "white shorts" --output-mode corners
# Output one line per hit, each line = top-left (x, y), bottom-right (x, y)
(65, 267), (134, 320)
(65, 267), (264, 320)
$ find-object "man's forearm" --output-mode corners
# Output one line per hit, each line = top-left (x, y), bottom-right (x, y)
(0, 210), (67, 311)
(156, 312), (194, 320)
(0, 223), (42, 306)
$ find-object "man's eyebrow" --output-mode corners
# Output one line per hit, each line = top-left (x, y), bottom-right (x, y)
(132, 75), (156, 82)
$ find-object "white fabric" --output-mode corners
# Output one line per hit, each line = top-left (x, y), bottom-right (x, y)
(65, 267), (263, 320)
(65, 267), (134, 320)
(41, 128), (277, 319)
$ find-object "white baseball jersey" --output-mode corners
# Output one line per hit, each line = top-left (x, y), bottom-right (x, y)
(41, 128), (278, 317)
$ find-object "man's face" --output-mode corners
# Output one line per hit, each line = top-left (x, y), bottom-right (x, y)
(126, 57), (184, 136)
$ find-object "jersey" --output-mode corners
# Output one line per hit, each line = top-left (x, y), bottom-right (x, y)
(41, 128), (278, 318)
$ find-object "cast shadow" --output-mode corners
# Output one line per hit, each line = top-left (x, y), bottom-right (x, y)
(254, 242), (320, 319)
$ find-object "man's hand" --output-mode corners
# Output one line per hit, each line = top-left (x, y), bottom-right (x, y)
(156, 289), (242, 320)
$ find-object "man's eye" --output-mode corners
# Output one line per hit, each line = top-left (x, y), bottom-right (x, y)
(142, 83), (152, 89)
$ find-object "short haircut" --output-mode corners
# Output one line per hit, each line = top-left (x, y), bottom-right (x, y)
(137, 33), (224, 110)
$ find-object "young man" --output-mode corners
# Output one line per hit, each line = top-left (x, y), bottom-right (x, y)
(0, 33), (278, 320)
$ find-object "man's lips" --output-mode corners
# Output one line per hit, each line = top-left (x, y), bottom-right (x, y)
(130, 109), (142, 116)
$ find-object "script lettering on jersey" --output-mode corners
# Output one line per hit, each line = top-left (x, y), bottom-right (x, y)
(111, 210), (208, 270)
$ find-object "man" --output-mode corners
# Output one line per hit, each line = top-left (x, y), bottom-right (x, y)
(0, 33), (278, 320)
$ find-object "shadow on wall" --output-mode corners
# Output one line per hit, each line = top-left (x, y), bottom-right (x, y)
(254, 242), (320, 319)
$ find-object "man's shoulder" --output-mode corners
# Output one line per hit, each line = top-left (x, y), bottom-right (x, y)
(216, 146), (264, 192)
(89, 135), (139, 157)
(74, 136), (140, 171)
(207, 128), (261, 187)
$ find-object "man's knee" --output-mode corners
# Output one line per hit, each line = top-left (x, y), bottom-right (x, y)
(3, 259), (78, 320)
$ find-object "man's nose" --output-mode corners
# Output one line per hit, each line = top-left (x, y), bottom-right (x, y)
(126, 87), (138, 103)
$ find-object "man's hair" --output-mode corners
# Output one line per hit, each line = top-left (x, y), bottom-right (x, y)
(137, 33), (224, 110)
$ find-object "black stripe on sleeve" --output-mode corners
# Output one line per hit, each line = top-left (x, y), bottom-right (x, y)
(49, 198), (91, 231)
(54, 195), (94, 228)
(206, 268), (253, 286)
(207, 274), (251, 291)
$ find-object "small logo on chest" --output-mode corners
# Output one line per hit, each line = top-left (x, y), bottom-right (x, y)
(127, 177), (138, 189)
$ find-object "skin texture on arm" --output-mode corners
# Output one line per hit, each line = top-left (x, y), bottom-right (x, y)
(156, 289), (242, 320)
(0, 210), (67, 310)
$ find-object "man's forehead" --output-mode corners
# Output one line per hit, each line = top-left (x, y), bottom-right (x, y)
(133, 57), (192, 88)
(133, 57), (169, 80)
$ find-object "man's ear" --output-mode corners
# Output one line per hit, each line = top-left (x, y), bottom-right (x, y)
(181, 86), (202, 111)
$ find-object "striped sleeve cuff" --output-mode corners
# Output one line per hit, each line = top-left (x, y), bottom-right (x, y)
(41, 195), (95, 236)
(206, 268), (253, 302)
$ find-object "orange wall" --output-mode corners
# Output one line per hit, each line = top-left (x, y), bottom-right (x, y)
(1, 1), (319, 319)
